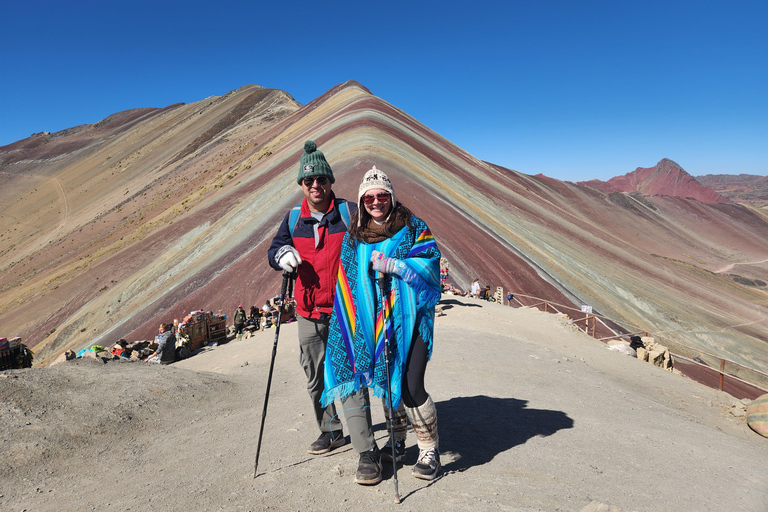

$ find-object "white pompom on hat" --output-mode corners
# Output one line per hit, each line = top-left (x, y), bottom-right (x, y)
(358, 165), (396, 207)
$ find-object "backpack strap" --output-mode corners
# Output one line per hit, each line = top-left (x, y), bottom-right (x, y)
(288, 205), (302, 238)
(289, 201), (351, 237)
(338, 201), (351, 229)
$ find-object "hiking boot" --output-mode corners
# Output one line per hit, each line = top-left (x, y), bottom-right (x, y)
(381, 437), (406, 462)
(412, 448), (441, 480)
(354, 447), (382, 485)
(307, 431), (345, 455)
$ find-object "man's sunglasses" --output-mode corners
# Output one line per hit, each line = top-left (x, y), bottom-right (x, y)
(302, 176), (328, 187)
(362, 193), (390, 205)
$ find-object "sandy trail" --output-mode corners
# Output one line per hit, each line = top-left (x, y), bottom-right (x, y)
(1, 296), (767, 512)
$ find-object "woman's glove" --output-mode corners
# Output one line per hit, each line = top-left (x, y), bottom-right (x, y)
(371, 251), (405, 276)
(275, 245), (302, 273)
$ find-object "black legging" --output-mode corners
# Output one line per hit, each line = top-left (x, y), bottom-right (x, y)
(401, 328), (429, 408)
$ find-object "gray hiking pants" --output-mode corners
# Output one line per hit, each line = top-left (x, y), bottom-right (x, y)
(297, 315), (375, 452)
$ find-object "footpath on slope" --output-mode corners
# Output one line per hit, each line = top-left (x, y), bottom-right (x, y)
(1, 295), (767, 512)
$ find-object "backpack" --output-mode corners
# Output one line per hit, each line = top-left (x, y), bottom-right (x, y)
(288, 201), (351, 237)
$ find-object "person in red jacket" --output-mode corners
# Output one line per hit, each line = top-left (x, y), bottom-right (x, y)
(268, 140), (372, 460)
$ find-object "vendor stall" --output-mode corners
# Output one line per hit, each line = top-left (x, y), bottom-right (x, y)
(0, 337), (33, 370)
(176, 311), (228, 351)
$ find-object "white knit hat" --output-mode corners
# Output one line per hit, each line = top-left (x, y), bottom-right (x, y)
(358, 165), (397, 207)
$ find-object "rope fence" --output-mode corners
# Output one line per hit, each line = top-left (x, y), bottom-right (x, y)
(497, 291), (768, 399)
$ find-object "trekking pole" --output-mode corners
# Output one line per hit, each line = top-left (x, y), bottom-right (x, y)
(253, 271), (293, 478)
(378, 271), (401, 504)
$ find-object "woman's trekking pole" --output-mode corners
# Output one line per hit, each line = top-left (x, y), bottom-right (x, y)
(378, 271), (401, 504)
(253, 271), (293, 478)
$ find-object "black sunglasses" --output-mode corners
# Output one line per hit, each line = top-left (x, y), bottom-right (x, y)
(362, 193), (390, 205)
(302, 176), (328, 187)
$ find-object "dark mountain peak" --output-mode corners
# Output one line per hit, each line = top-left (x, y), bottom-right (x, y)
(656, 157), (684, 171)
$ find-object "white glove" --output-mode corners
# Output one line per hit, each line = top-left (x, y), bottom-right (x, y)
(371, 250), (404, 276)
(275, 245), (302, 273)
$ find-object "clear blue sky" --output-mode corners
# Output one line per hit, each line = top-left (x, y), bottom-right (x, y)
(1, 0), (766, 181)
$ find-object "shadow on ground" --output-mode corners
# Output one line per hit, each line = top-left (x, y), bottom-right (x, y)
(373, 395), (572, 475)
(438, 395), (572, 473)
(437, 298), (482, 310)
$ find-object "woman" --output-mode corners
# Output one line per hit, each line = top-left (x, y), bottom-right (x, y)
(322, 166), (442, 484)
(146, 323), (176, 365)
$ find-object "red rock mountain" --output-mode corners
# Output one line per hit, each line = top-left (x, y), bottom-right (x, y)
(1, 82), (767, 383)
(578, 158), (731, 203)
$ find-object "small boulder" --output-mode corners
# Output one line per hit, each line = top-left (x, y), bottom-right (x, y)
(50, 350), (77, 366)
(746, 393), (768, 438)
(648, 350), (665, 368)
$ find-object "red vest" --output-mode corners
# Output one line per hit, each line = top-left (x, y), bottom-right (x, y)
(268, 194), (354, 320)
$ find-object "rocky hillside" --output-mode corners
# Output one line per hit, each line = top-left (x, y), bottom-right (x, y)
(1, 81), (767, 380)
(696, 173), (768, 205)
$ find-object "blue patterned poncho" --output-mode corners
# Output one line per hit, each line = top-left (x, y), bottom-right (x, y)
(321, 216), (441, 410)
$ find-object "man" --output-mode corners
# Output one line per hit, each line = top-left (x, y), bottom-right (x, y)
(268, 140), (371, 465)
(233, 305), (247, 339)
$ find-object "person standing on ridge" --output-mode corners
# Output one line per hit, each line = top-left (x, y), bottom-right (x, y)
(322, 166), (443, 484)
(471, 279), (481, 298)
(233, 305), (247, 339)
(267, 140), (366, 458)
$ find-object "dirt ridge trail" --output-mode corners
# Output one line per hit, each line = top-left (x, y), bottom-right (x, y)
(1, 296), (767, 511)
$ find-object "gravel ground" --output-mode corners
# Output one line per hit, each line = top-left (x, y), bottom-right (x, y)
(2, 296), (767, 512)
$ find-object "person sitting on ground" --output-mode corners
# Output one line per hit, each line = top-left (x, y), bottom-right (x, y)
(252, 307), (262, 331)
(262, 301), (273, 329)
(145, 323), (177, 365)
(111, 339), (128, 357)
(284, 299), (296, 322)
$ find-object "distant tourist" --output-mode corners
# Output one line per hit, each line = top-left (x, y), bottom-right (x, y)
(250, 306), (261, 331)
(145, 323), (176, 365)
(471, 278), (481, 298)
(261, 300), (272, 329)
(233, 305), (247, 339)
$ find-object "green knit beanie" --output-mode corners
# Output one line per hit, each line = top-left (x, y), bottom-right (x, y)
(297, 140), (335, 185)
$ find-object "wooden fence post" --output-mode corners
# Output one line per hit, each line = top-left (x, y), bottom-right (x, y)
(719, 359), (725, 391)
